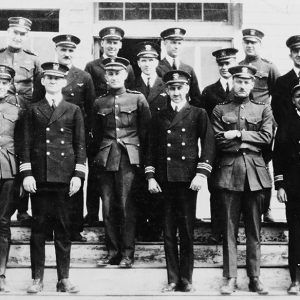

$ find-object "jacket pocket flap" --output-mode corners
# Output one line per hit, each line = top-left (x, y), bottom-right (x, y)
(97, 108), (113, 116)
(120, 105), (137, 113)
(255, 71), (268, 79)
(221, 116), (238, 124)
(245, 117), (262, 124)
(253, 156), (266, 167)
(3, 113), (18, 122)
(99, 139), (113, 150)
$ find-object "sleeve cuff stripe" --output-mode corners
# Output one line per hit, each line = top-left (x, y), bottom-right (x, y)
(75, 164), (86, 173)
(20, 163), (32, 172)
(197, 166), (212, 173)
(197, 163), (212, 171)
(274, 175), (283, 182)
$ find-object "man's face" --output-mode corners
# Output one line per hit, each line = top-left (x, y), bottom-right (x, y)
(105, 69), (128, 89)
(41, 75), (66, 95)
(0, 79), (10, 98)
(7, 28), (28, 49)
(292, 89), (300, 110)
(217, 58), (236, 79)
(290, 48), (300, 68)
(56, 46), (75, 66)
(101, 39), (122, 57)
(137, 57), (158, 76)
(166, 83), (189, 104)
(164, 39), (182, 58)
(232, 77), (254, 98)
(242, 39), (261, 57)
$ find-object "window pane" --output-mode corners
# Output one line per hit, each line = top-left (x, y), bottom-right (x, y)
(151, 3), (175, 20)
(0, 10), (59, 32)
(178, 3), (202, 20)
(99, 2), (123, 20)
(204, 3), (228, 22)
(125, 3), (149, 20)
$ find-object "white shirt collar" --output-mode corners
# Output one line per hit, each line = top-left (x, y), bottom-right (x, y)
(294, 66), (300, 77)
(171, 100), (187, 112)
(219, 77), (232, 91)
(102, 53), (109, 59)
(141, 72), (157, 87)
(165, 54), (179, 68)
(45, 93), (63, 107)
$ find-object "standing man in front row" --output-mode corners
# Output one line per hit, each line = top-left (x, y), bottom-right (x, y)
(211, 65), (273, 295)
(145, 70), (215, 292)
(90, 57), (151, 268)
(20, 62), (86, 294)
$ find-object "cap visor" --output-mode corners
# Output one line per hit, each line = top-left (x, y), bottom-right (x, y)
(43, 71), (65, 78)
(243, 36), (260, 42)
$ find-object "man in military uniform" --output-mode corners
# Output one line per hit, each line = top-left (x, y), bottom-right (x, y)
(84, 26), (135, 226)
(211, 65), (273, 295)
(0, 17), (42, 223)
(20, 62), (86, 294)
(202, 48), (238, 243)
(273, 84), (300, 295)
(156, 28), (202, 107)
(90, 57), (150, 268)
(145, 70), (215, 292)
(272, 35), (300, 127)
(0, 65), (24, 292)
(134, 41), (166, 241)
(239, 28), (280, 223)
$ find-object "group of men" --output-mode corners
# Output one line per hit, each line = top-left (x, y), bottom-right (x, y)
(0, 14), (300, 296)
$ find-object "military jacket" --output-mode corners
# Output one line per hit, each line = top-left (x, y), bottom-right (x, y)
(145, 101), (215, 183)
(19, 98), (86, 184)
(0, 94), (24, 179)
(0, 47), (42, 102)
(239, 56), (280, 104)
(156, 58), (202, 107)
(85, 56), (136, 97)
(91, 87), (151, 171)
(211, 97), (273, 191)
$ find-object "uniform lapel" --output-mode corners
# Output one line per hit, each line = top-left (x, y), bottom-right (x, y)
(135, 76), (148, 97)
(48, 100), (69, 125)
(148, 77), (165, 103)
(168, 103), (191, 129)
(65, 66), (77, 86)
(37, 98), (53, 121)
(216, 80), (227, 99)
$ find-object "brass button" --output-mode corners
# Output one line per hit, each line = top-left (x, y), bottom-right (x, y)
(167, 130), (171, 134)
(46, 151), (50, 156)
(46, 127), (50, 131)
(182, 128), (186, 132)
(182, 142), (186, 146)
(46, 140), (50, 144)
(167, 157), (171, 161)
(61, 140), (65, 144)
(167, 143), (171, 147)
(182, 156), (186, 160)
(61, 152), (65, 156)
(60, 128), (64, 132)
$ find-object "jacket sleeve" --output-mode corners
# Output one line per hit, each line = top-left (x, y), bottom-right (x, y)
(197, 109), (215, 177)
(268, 63), (281, 98)
(125, 65), (136, 90)
(189, 68), (202, 108)
(271, 78), (286, 125)
(83, 73), (96, 133)
(73, 107), (87, 178)
(273, 133), (286, 190)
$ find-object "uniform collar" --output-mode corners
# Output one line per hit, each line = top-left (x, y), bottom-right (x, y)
(220, 77), (232, 91)
(233, 95), (250, 104)
(165, 54), (179, 68)
(110, 86), (126, 95)
(45, 93), (63, 107)
(244, 55), (260, 63)
(170, 100), (187, 112)
(293, 66), (300, 77)
(141, 72), (157, 87)
(7, 46), (22, 53)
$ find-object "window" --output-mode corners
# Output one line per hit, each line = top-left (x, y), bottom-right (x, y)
(0, 10), (59, 32)
(98, 2), (229, 22)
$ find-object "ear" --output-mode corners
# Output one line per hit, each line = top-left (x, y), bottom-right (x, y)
(41, 77), (45, 87)
(165, 86), (170, 96)
(61, 78), (67, 88)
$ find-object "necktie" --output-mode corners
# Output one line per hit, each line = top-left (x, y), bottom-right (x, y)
(172, 59), (177, 70)
(146, 77), (151, 97)
(226, 82), (230, 95)
(174, 105), (179, 113)
(51, 99), (56, 111)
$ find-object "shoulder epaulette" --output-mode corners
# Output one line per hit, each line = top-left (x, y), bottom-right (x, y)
(159, 92), (167, 97)
(126, 89), (141, 94)
(261, 57), (272, 64)
(98, 92), (109, 98)
(217, 100), (231, 105)
(0, 47), (6, 53)
(23, 49), (37, 56)
(250, 99), (265, 105)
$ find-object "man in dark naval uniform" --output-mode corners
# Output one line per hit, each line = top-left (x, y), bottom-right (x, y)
(0, 17), (42, 223)
(0, 65), (24, 292)
(84, 26), (135, 226)
(90, 57), (151, 268)
(211, 65), (273, 295)
(145, 70), (215, 292)
(239, 28), (280, 223)
(201, 47), (238, 243)
(156, 28), (201, 107)
(273, 84), (300, 295)
(20, 62), (86, 294)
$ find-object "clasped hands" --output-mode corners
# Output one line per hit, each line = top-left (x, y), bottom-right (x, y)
(223, 130), (241, 140)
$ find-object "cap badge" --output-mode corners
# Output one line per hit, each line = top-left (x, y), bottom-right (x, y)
(173, 73), (179, 80)
(53, 63), (59, 70)
(110, 28), (116, 35)
(66, 35), (71, 41)
(242, 67), (248, 73)
(110, 58), (115, 63)
(0, 67), (5, 73)
(175, 28), (180, 35)
(221, 50), (226, 57)
(250, 29), (255, 36)
(19, 19), (25, 26)
(145, 44), (151, 51)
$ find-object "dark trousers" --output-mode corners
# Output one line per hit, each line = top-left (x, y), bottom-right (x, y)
(98, 153), (137, 259)
(69, 185), (84, 234)
(30, 183), (71, 281)
(86, 164), (100, 220)
(162, 182), (197, 285)
(209, 188), (223, 240)
(221, 189), (264, 278)
(285, 192), (300, 282)
(0, 179), (17, 275)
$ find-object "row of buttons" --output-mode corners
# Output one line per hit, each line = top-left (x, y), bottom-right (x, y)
(167, 142), (186, 147)
(46, 140), (65, 144)
(46, 152), (66, 156)
(167, 128), (186, 134)
(167, 156), (186, 161)
(46, 127), (65, 132)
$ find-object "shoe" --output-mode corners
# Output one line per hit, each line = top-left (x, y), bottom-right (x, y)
(97, 255), (121, 266)
(0, 275), (10, 292)
(119, 257), (133, 268)
(162, 282), (177, 292)
(249, 277), (268, 295)
(220, 277), (237, 295)
(17, 212), (32, 224)
(70, 233), (87, 242)
(263, 209), (275, 223)
(181, 282), (195, 292)
(56, 279), (79, 293)
(287, 282), (299, 295)
(27, 279), (43, 294)
(83, 214), (99, 226)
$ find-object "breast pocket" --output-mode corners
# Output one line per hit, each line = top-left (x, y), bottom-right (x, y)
(19, 63), (34, 80)
(119, 105), (138, 127)
(97, 108), (114, 127)
(255, 71), (268, 90)
(221, 115), (238, 130)
(245, 116), (262, 131)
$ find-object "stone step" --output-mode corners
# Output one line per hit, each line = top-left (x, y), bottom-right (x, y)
(1, 267), (293, 296)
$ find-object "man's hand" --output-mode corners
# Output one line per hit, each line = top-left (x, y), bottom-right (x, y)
(69, 177), (81, 197)
(148, 178), (162, 194)
(23, 176), (37, 193)
(224, 130), (241, 140)
(277, 188), (287, 203)
(189, 175), (207, 191)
